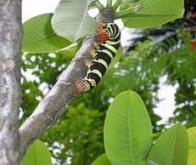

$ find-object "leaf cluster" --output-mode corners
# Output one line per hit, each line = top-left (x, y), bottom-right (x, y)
(93, 91), (196, 165)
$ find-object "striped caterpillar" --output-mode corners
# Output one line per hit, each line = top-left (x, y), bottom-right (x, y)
(76, 23), (121, 93)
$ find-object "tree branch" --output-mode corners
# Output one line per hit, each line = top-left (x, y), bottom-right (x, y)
(19, 8), (114, 161)
(0, 0), (22, 164)
(19, 36), (97, 157)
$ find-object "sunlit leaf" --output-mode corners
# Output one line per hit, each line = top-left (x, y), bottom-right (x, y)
(104, 90), (152, 164)
(148, 124), (188, 165)
(91, 154), (110, 165)
(22, 140), (52, 165)
(187, 127), (196, 165)
(22, 13), (71, 54)
(121, 0), (184, 28)
(52, 0), (98, 42)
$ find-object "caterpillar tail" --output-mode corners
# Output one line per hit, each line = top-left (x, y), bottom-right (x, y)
(75, 79), (96, 93)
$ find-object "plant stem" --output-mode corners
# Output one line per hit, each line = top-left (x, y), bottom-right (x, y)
(112, 0), (121, 11)
(95, 0), (104, 11)
(107, 0), (113, 9)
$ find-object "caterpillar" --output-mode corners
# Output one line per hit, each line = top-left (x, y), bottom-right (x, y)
(76, 23), (121, 93)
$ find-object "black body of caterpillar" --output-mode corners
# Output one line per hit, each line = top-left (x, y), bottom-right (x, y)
(76, 23), (121, 93)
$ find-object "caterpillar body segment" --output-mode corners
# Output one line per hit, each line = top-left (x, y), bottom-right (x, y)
(76, 23), (121, 93)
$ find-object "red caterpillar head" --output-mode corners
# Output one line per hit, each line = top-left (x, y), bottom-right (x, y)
(192, 39), (196, 51)
(97, 23), (109, 43)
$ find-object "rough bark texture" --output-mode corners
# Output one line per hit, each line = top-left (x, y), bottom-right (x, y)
(0, 3), (113, 163)
(0, 0), (22, 165)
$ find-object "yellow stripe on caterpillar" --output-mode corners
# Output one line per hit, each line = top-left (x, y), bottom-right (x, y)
(83, 78), (96, 87)
(99, 49), (114, 59)
(101, 43), (117, 53)
(87, 69), (103, 79)
(106, 40), (120, 45)
(110, 30), (120, 39)
(92, 59), (108, 69)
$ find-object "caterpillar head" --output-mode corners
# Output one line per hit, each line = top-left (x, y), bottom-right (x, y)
(97, 23), (109, 43)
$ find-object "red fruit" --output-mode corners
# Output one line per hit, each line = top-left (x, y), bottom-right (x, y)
(192, 39), (196, 51)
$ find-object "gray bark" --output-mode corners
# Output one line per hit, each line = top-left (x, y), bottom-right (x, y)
(0, 2), (113, 163)
(0, 0), (22, 165)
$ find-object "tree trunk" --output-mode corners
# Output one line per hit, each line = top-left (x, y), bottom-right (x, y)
(0, 1), (113, 163)
(0, 0), (22, 164)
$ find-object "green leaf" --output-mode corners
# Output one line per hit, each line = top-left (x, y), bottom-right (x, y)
(188, 150), (196, 165)
(187, 127), (196, 165)
(148, 124), (188, 165)
(52, 0), (98, 42)
(104, 90), (152, 165)
(187, 127), (196, 149)
(91, 154), (110, 165)
(21, 140), (52, 165)
(121, 0), (184, 28)
(139, 160), (148, 165)
(22, 13), (71, 54)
